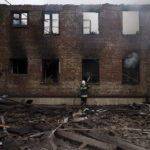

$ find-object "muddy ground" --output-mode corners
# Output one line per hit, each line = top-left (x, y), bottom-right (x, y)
(0, 99), (150, 150)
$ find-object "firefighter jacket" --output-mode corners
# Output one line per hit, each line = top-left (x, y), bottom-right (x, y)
(80, 83), (89, 98)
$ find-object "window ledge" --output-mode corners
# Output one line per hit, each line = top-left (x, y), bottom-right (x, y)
(9, 74), (28, 76)
(12, 25), (28, 28)
(122, 83), (140, 85)
(88, 82), (100, 85)
(122, 33), (140, 37)
(43, 34), (60, 37)
(83, 34), (100, 36)
(40, 82), (59, 85)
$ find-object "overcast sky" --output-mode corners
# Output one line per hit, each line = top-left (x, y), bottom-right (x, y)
(1, 0), (150, 5)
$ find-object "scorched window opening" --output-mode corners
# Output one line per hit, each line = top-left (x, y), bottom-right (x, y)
(42, 59), (59, 84)
(122, 58), (140, 84)
(82, 59), (99, 83)
(10, 58), (27, 74)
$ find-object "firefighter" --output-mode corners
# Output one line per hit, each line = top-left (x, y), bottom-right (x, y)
(80, 80), (89, 107)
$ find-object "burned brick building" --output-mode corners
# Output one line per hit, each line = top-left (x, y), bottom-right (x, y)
(0, 4), (150, 105)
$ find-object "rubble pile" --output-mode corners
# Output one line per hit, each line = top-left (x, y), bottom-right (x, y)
(0, 99), (150, 150)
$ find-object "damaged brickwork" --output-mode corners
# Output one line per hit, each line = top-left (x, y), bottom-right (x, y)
(0, 4), (150, 99)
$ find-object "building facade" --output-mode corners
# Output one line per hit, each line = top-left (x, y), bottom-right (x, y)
(0, 4), (150, 104)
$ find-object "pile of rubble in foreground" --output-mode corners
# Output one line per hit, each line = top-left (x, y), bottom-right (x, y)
(0, 99), (150, 150)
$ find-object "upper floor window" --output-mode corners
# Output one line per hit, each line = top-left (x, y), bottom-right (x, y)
(122, 11), (139, 35)
(83, 12), (99, 35)
(12, 12), (28, 27)
(44, 13), (59, 35)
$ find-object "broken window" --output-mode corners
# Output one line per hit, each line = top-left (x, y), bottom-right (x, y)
(10, 58), (27, 74)
(42, 59), (59, 83)
(44, 13), (59, 35)
(122, 11), (139, 35)
(12, 12), (28, 26)
(82, 59), (99, 83)
(83, 12), (99, 35)
(122, 52), (140, 84)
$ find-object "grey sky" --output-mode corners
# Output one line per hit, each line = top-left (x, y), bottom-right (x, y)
(1, 0), (150, 5)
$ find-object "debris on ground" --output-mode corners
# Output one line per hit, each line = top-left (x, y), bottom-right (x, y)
(0, 99), (150, 150)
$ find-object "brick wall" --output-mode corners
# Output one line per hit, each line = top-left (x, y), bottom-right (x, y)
(0, 4), (150, 98)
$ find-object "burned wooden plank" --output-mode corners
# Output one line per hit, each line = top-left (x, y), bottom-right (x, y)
(0, 116), (8, 134)
(73, 126), (146, 150)
(49, 134), (57, 150)
(0, 131), (7, 139)
(49, 124), (62, 138)
(29, 132), (45, 138)
(3, 137), (21, 150)
(73, 124), (114, 144)
(0, 100), (17, 105)
(8, 126), (33, 136)
(0, 124), (10, 128)
(81, 130), (145, 150)
(58, 128), (95, 131)
(115, 137), (147, 150)
(78, 143), (87, 149)
(55, 130), (117, 150)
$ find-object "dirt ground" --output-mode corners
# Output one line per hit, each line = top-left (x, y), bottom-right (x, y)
(0, 99), (150, 150)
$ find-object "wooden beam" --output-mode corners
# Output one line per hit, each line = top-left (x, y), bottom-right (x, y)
(55, 130), (117, 150)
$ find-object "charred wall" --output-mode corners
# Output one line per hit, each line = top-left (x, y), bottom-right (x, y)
(0, 4), (150, 98)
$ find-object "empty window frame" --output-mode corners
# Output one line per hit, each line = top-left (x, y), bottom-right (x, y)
(122, 57), (140, 84)
(12, 12), (28, 26)
(10, 58), (27, 74)
(82, 59), (99, 83)
(83, 12), (99, 35)
(42, 59), (59, 83)
(122, 11), (139, 35)
(44, 13), (59, 35)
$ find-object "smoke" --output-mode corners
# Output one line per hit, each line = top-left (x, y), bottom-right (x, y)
(124, 52), (139, 68)
(1, 0), (150, 5)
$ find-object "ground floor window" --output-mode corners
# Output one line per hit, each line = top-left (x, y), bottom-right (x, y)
(122, 52), (140, 84)
(82, 59), (99, 83)
(42, 59), (59, 83)
(10, 58), (27, 74)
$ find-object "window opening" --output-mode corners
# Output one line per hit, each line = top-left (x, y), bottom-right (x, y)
(44, 13), (59, 35)
(13, 12), (28, 26)
(122, 11), (139, 35)
(82, 59), (99, 83)
(122, 52), (139, 84)
(10, 58), (27, 74)
(83, 12), (99, 35)
(42, 59), (59, 83)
